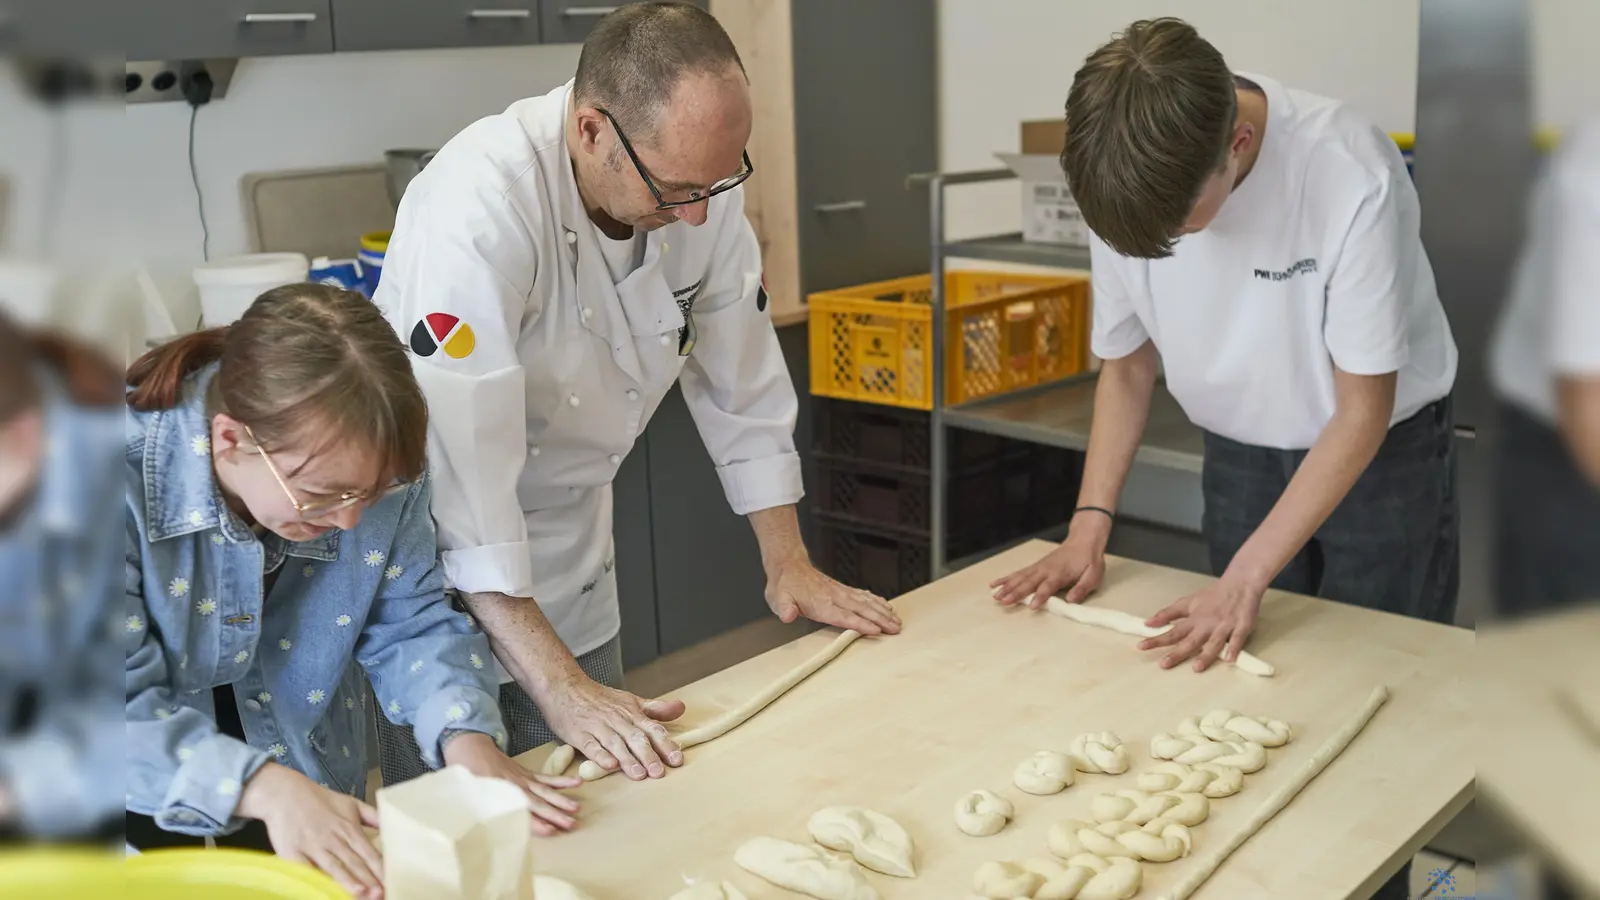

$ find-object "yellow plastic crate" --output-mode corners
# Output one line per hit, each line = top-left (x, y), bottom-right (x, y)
(808, 270), (1090, 410)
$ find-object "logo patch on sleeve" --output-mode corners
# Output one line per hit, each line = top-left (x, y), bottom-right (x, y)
(409, 312), (476, 359)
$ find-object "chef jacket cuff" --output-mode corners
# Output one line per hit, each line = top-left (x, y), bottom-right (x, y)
(155, 733), (270, 836)
(717, 452), (804, 516)
(412, 687), (506, 768)
(441, 543), (535, 599)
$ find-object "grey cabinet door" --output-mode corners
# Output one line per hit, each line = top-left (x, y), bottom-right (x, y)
(125, 0), (334, 60)
(612, 434), (661, 669)
(541, 0), (705, 46)
(791, 0), (935, 294)
(332, 0), (540, 52)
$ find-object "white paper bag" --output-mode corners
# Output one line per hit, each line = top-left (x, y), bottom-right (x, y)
(378, 764), (534, 900)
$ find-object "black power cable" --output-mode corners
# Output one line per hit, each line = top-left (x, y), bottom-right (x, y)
(181, 64), (215, 261)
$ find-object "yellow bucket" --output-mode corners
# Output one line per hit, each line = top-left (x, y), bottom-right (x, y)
(126, 847), (351, 899)
(0, 847), (125, 899)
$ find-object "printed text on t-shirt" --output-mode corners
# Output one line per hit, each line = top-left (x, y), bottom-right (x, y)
(1253, 258), (1319, 281)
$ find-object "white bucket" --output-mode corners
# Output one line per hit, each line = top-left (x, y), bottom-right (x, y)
(192, 253), (309, 327)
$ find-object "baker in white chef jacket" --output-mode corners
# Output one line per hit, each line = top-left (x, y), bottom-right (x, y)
(1489, 117), (1600, 624)
(373, 2), (900, 785)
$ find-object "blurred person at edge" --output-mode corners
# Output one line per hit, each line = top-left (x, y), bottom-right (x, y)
(1491, 117), (1600, 624)
(0, 311), (125, 842)
(122, 284), (579, 899)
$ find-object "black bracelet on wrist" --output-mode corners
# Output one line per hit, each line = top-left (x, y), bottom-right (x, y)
(1073, 506), (1115, 522)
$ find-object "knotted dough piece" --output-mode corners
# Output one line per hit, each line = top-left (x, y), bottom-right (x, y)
(667, 882), (748, 900)
(533, 876), (597, 900)
(807, 806), (915, 878)
(733, 837), (879, 900)
(1136, 761), (1243, 799)
(1065, 731), (1131, 775)
(973, 856), (1142, 900)
(1148, 734), (1267, 773)
(1048, 817), (1193, 863)
(955, 790), (1015, 836)
(1091, 789), (1210, 827)
(1014, 750), (1076, 795)
(1178, 709), (1293, 747)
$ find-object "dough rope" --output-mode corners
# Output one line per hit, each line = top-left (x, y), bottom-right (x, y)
(1178, 710), (1293, 747)
(540, 743), (576, 777)
(570, 629), (864, 781)
(1091, 789), (1210, 827)
(1148, 734), (1267, 773)
(1013, 750), (1076, 795)
(1135, 761), (1243, 799)
(1043, 597), (1275, 677)
(1066, 731), (1131, 775)
(807, 806), (915, 878)
(1047, 817), (1193, 864)
(972, 856), (1142, 900)
(1155, 686), (1391, 900)
(955, 789), (1015, 836)
(734, 836), (879, 900)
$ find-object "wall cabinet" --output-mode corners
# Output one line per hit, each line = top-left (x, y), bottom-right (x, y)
(125, 0), (707, 60)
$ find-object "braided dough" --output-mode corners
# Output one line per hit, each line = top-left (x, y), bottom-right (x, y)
(955, 790), (1015, 836)
(1155, 685), (1391, 900)
(572, 630), (864, 781)
(1066, 731), (1131, 775)
(1092, 789), (1210, 827)
(807, 807), (915, 878)
(1148, 734), (1267, 773)
(734, 836), (878, 900)
(1014, 750), (1076, 795)
(1044, 598), (1275, 677)
(973, 856), (1142, 900)
(1136, 762), (1243, 799)
(1048, 817), (1193, 863)
(1178, 710), (1293, 747)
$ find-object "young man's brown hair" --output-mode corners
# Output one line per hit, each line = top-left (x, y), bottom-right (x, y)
(1062, 17), (1237, 259)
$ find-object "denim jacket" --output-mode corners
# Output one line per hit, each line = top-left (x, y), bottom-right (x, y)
(0, 374), (125, 836)
(124, 364), (506, 836)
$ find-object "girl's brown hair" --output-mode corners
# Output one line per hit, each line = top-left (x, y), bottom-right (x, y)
(126, 283), (427, 492)
(0, 310), (121, 421)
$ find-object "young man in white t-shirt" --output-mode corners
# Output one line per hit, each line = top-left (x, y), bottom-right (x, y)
(1489, 118), (1600, 626)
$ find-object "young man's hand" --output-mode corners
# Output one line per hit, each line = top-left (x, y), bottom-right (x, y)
(441, 732), (582, 835)
(1140, 576), (1265, 672)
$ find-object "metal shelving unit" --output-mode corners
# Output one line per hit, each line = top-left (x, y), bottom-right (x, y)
(919, 168), (1205, 579)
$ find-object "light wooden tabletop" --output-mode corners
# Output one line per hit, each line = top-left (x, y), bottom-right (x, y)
(1475, 605), (1600, 896)
(516, 541), (1474, 899)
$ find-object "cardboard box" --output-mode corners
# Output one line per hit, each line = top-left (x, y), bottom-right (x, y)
(996, 152), (1088, 247)
(1020, 118), (1066, 156)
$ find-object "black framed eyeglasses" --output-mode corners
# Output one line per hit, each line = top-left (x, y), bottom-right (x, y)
(595, 107), (754, 210)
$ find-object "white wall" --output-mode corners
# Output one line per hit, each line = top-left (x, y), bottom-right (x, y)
(0, 44), (580, 350)
(939, 0), (1599, 240)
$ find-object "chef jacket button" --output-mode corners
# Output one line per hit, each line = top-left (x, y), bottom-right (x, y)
(626, 389), (639, 401)
(662, 242), (669, 253)
(565, 231), (577, 244)
(530, 446), (541, 457)
(659, 334), (672, 346)
(581, 307), (593, 320)
(243, 699), (261, 712)
(568, 394), (580, 408)
(609, 454), (621, 465)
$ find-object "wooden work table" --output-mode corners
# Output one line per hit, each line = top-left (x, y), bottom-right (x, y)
(1475, 605), (1600, 897)
(516, 541), (1474, 899)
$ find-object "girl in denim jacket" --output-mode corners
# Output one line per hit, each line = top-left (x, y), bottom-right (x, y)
(123, 284), (579, 898)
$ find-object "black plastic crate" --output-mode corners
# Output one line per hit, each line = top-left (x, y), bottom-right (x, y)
(1024, 444), (1086, 531)
(813, 513), (934, 600)
(813, 397), (1007, 471)
(813, 451), (1033, 540)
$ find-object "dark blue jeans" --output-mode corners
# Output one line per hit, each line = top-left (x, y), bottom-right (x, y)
(1201, 397), (1460, 900)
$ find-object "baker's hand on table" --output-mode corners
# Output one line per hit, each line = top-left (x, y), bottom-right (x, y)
(990, 517), (1109, 610)
(1139, 575), (1265, 672)
(236, 762), (385, 900)
(764, 558), (901, 635)
(541, 673), (686, 781)
(441, 732), (582, 835)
